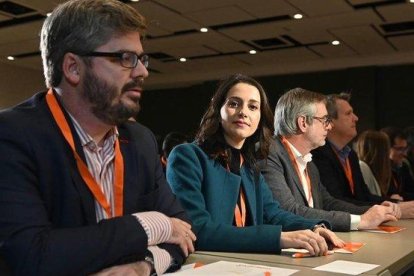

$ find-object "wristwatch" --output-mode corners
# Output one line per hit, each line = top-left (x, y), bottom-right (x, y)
(144, 255), (156, 276)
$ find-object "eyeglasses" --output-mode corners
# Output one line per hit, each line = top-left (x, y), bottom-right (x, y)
(79, 51), (149, 68)
(312, 116), (332, 127)
(392, 146), (408, 153)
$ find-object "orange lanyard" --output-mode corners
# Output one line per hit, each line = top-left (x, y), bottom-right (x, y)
(281, 137), (313, 205)
(227, 154), (247, 227)
(332, 147), (354, 195)
(45, 89), (124, 218)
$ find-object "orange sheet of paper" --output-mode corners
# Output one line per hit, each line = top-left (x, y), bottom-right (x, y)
(362, 225), (406, 234)
(333, 242), (365, 254)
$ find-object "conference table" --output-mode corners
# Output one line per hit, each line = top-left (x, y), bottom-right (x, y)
(185, 219), (414, 275)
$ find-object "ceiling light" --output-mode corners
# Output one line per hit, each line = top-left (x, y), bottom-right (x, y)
(293, 14), (303, 19)
(179, 57), (187, 62)
(130, 0), (139, 2)
(249, 50), (257, 54)
(46, 12), (52, 17)
(410, 0), (414, 3)
(200, 27), (208, 33)
(7, 56), (15, 61)
(331, 40), (340, 46)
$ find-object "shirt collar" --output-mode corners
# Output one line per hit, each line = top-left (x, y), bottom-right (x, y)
(328, 140), (351, 161)
(285, 139), (313, 164)
(66, 111), (119, 150)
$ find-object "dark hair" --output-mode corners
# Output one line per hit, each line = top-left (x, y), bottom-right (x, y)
(195, 74), (274, 171)
(40, 0), (146, 87)
(380, 127), (406, 146)
(356, 130), (392, 196)
(162, 132), (188, 158)
(326, 93), (351, 119)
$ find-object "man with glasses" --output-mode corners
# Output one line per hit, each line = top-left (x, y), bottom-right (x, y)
(259, 88), (398, 231)
(0, 0), (195, 275)
(381, 127), (414, 200)
(312, 93), (414, 218)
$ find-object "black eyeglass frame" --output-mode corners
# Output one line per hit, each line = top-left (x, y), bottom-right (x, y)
(78, 51), (149, 69)
(311, 116), (332, 127)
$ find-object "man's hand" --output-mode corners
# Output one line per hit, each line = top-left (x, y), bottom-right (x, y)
(398, 200), (414, 218)
(166, 218), (196, 256)
(381, 201), (402, 219)
(359, 204), (398, 229)
(91, 261), (151, 276)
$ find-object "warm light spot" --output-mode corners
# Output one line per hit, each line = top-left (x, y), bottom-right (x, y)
(179, 57), (187, 62)
(200, 27), (208, 33)
(293, 14), (303, 19)
(331, 40), (340, 46)
(249, 50), (257, 54)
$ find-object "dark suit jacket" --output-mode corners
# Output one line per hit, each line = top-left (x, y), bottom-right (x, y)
(0, 92), (188, 275)
(167, 143), (325, 253)
(312, 142), (383, 206)
(259, 137), (369, 232)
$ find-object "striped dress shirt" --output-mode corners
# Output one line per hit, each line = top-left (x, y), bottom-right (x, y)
(69, 113), (173, 274)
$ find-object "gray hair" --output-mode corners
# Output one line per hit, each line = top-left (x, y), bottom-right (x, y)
(274, 88), (326, 136)
(40, 0), (147, 87)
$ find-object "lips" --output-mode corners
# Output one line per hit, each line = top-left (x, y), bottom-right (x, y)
(234, 120), (250, 127)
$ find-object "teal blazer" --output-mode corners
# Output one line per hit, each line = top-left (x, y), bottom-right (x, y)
(167, 143), (325, 253)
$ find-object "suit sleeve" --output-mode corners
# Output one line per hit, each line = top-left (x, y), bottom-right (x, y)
(143, 130), (188, 271)
(260, 143), (353, 231)
(0, 119), (185, 275)
(167, 144), (321, 254)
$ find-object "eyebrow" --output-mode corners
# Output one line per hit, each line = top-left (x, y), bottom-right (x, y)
(227, 96), (260, 103)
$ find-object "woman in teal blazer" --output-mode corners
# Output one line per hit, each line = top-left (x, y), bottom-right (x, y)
(167, 74), (344, 255)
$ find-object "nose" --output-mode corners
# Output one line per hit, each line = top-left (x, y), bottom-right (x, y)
(353, 113), (359, 122)
(239, 105), (248, 117)
(326, 122), (332, 131)
(130, 60), (149, 79)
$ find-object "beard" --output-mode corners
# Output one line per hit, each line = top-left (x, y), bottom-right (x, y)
(81, 69), (143, 125)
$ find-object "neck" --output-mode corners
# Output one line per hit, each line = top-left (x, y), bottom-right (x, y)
(285, 135), (311, 155)
(223, 134), (244, 149)
(56, 87), (113, 146)
(327, 132), (350, 150)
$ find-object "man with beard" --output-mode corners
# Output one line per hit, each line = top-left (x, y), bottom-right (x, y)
(0, 1), (195, 275)
(259, 88), (398, 232)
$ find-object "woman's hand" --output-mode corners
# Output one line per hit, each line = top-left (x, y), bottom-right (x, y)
(313, 227), (345, 249)
(281, 229), (329, 256)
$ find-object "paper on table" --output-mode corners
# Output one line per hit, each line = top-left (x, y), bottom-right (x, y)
(164, 263), (203, 274)
(171, 261), (298, 276)
(282, 241), (365, 257)
(361, 225), (405, 234)
(312, 260), (379, 275)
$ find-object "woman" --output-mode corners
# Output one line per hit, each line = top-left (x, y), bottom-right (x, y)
(356, 130), (403, 201)
(167, 74), (343, 256)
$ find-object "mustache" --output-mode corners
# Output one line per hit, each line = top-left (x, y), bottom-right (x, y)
(122, 78), (144, 93)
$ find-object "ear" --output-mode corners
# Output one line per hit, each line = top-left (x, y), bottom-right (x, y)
(297, 116), (308, 133)
(62, 52), (82, 85)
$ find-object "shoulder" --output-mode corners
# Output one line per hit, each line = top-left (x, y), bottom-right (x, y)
(311, 143), (331, 158)
(169, 143), (209, 161)
(0, 92), (55, 139)
(358, 160), (369, 170)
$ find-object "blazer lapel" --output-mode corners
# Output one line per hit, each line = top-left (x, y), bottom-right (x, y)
(240, 167), (257, 224)
(117, 126), (136, 214)
(222, 170), (241, 224)
(277, 138), (308, 204)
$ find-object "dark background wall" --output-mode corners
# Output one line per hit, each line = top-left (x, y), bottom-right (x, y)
(138, 64), (414, 143)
